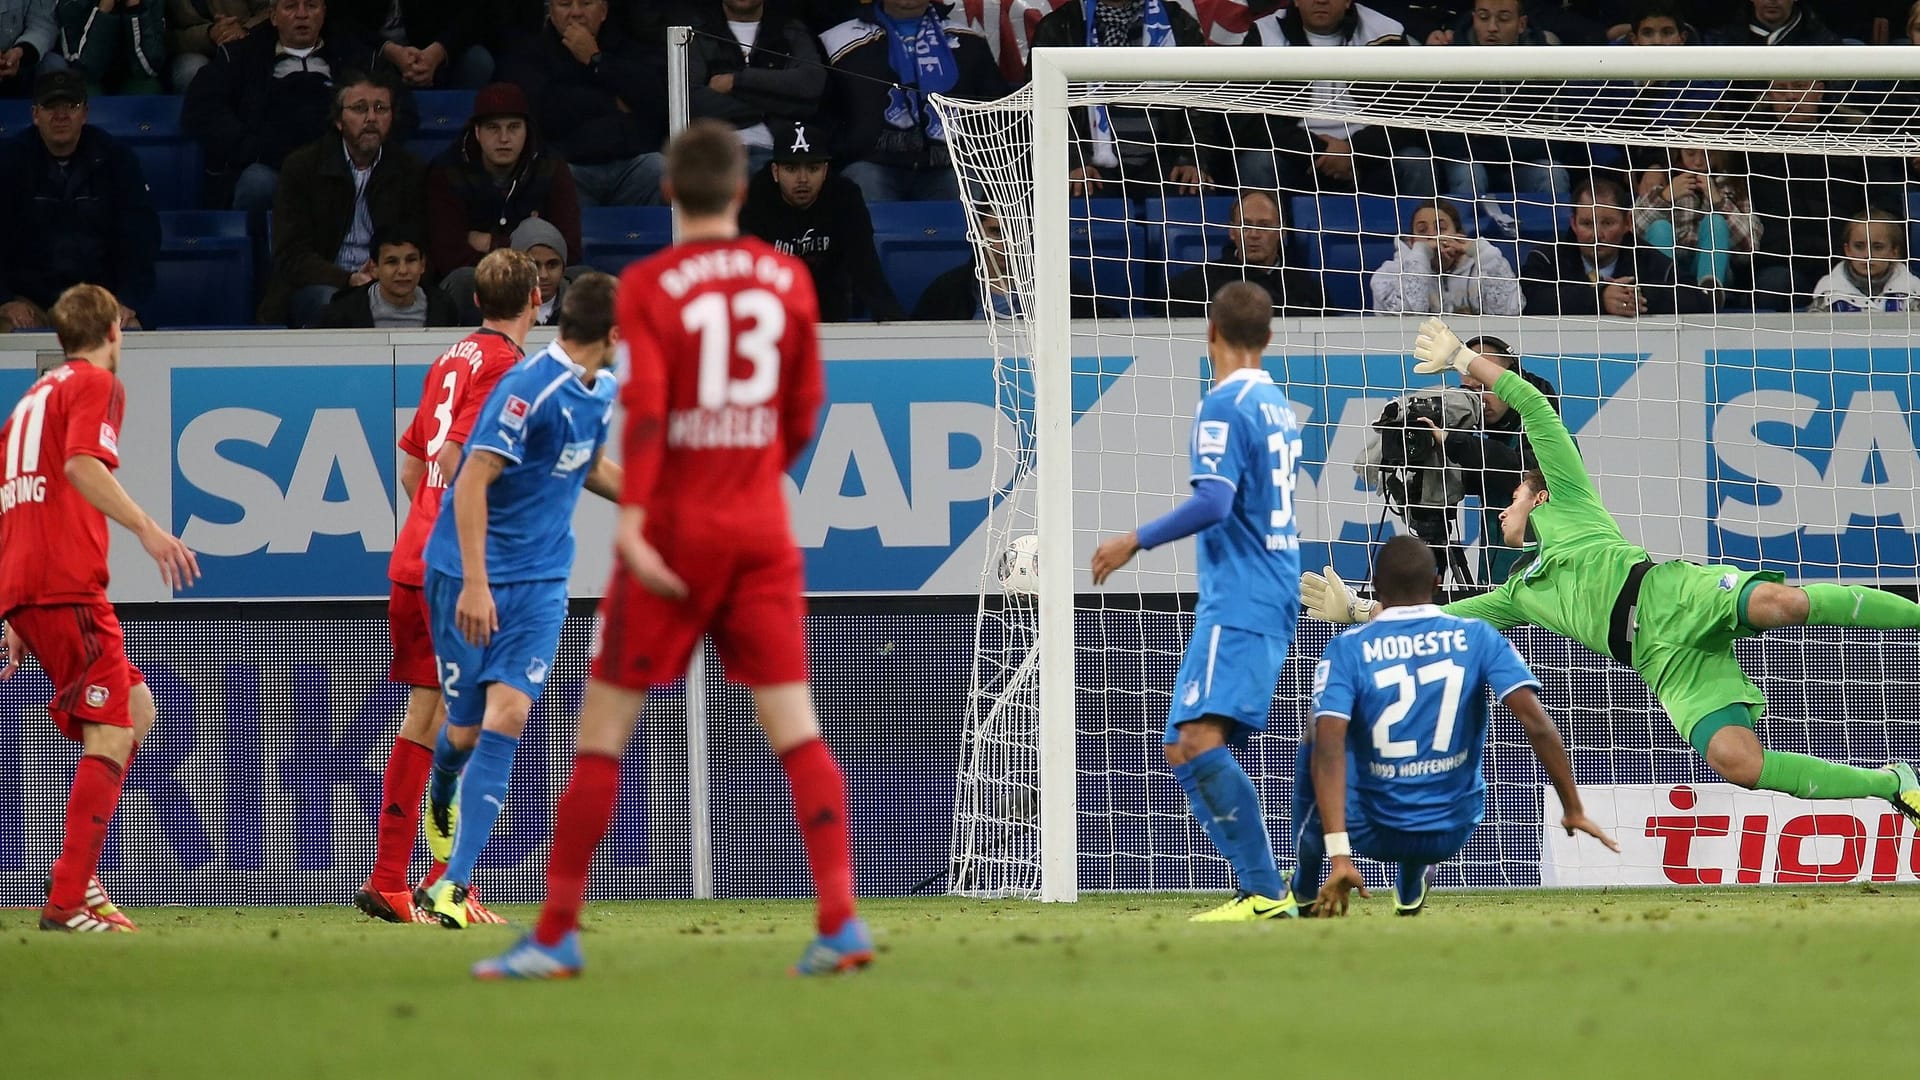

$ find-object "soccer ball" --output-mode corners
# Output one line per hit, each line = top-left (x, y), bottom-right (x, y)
(998, 534), (1040, 595)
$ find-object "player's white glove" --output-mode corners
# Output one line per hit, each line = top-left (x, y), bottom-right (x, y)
(1412, 316), (1478, 377)
(1301, 565), (1376, 625)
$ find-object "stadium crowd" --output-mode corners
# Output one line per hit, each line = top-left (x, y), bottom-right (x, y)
(3, 0), (1920, 329)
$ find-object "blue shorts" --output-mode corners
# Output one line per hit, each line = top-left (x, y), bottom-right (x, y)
(1351, 821), (1476, 867)
(425, 569), (567, 728)
(1164, 621), (1292, 747)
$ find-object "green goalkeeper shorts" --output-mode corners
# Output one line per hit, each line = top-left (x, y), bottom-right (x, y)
(1628, 561), (1786, 744)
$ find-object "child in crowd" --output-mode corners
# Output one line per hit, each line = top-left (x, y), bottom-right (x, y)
(1634, 145), (1758, 296)
(1371, 198), (1523, 316)
(1809, 209), (1920, 313)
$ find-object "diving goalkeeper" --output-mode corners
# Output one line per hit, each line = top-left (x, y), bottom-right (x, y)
(1302, 317), (1920, 826)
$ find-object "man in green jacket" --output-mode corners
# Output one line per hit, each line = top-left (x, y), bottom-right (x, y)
(1303, 316), (1920, 826)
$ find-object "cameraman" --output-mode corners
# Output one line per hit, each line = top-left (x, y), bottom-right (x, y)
(1414, 335), (1560, 584)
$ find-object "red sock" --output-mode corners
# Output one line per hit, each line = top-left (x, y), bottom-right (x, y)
(780, 738), (856, 935)
(535, 753), (620, 947)
(370, 737), (433, 891)
(49, 755), (126, 910)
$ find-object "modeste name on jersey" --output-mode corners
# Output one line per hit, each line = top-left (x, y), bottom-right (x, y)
(1360, 627), (1472, 664)
(658, 249), (797, 299)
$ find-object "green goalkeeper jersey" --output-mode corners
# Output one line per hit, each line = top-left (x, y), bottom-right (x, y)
(1442, 370), (1650, 656)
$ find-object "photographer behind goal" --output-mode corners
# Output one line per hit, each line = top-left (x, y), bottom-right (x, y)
(1361, 335), (1560, 585)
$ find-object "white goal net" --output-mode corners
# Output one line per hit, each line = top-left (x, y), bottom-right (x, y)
(934, 45), (1920, 901)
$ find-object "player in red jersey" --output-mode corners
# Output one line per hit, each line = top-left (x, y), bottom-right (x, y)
(354, 249), (541, 926)
(0, 284), (199, 933)
(474, 120), (867, 980)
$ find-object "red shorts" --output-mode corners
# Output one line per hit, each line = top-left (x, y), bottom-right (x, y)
(8, 600), (145, 741)
(387, 581), (441, 688)
(593, 539), (809, 689)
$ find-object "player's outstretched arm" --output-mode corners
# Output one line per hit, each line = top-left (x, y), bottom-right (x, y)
(1310, 714), (1370, 915)
(66, 455), (199, 590)
(1506, 686), (1620, 853)
(1092, 480), (1233, 585)
(451, 450), (505, 646)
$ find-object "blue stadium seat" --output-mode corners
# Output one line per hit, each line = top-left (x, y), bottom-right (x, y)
(1069, 198), (1143, 315)
(0, 99), (28, 139)
(1290, 195), (1401, 314)
(579, 206), (673, 276)
(1140, 195), (1237, 296)
(1489, 191), (1567, 244)
(152, 211), (255, 328)
(872, 201), (973, 314)
(407, 89), (475, 166)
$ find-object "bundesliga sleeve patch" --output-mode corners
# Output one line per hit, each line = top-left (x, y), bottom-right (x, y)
(501, 395), (531, 431)
(1196, 421), (1230, 458)
(99, 423), (118, 455)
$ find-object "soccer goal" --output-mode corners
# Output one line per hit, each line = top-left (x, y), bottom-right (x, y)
(933, 45), (1920, 901)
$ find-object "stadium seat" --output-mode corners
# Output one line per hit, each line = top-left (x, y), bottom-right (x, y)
(872, 201), (974, 314)
(579, 206), (674, 276)
(407, 89), (475, 165)
(152, 211), (255, 328)
(1488, 191), (1568, 244)
(1290, 195), (1401, 314)
(1069, 197), (1144, 315)
(0, 99), (28, 139)
(1140, 195), (1237, 296)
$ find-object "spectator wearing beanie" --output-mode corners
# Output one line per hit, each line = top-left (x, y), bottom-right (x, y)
(741, 118), (904, 322)
(448, 215), (571, 325)
(427, 81), (580, 282)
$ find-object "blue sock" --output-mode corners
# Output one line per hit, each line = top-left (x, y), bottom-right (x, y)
(444, 730), (517, 887)
(429, 726), (472, 811)
(1172, 745), (1282, 899)
(1288, 740), (1323, 906)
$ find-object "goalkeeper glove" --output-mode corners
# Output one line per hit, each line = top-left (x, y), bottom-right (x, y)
(1301, 565), (1376, 625)
(1412, 317), (1478, 377)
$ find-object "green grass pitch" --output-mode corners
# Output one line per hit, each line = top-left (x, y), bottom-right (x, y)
(3, 887), (1913, 1079)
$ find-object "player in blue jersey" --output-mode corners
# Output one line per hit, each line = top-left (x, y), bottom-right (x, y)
(1091, 281), (1306, 921)
(415, 272), (626, 930)
(1297, 535), (1618, 917)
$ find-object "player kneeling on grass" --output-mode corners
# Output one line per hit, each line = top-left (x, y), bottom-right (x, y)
(1297, 535), (1616, 916)
(1091, 280), (1306, 922)
(475, 121), (868, 980)
(0, 284), (200, 932)
(1303, 317), (1920, 830)
(415, 271), (627, 930)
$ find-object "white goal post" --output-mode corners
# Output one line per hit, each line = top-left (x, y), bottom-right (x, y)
(936, 44), (1920, 903)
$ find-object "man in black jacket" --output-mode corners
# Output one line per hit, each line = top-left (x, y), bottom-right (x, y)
(1520, 175), (1707, 316)
(913, 206), (1115, 320)
(1164, 192), (1323, 317)
(689, 0), (825, 178)
(0, 71), (158, 329)
(263, 68), (427, 325)
(314, 224), (460, 327)
(182, 0), (381, 211)
(1705, 0), (1839, 45)
(821, 0), (1003, 203)
(742, 119), (904, 323)
(327, 0), (493, 88)
(502, 0), (667, 206)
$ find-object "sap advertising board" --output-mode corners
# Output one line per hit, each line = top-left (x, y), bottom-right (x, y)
(2, 319), (1917, 602)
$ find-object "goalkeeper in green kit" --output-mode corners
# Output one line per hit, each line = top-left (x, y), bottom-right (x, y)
(1303, 317), (1920, 825)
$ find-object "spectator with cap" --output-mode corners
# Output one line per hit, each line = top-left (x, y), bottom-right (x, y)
(426, 80), (581, 283)
(167, 0), (269, 91)
(741, 118), (904, 323)
(262, 67), (426, 326)
(52, 0), (166, 94)
(502, 0), (668, 207)
(688, 0), (826, 179)
(183, 0), (381, 211)
(448, 213), (572, 324)
(0, 69), (158, 329)
(0, 1), (61, 99)
(314, 223), (460, 327)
